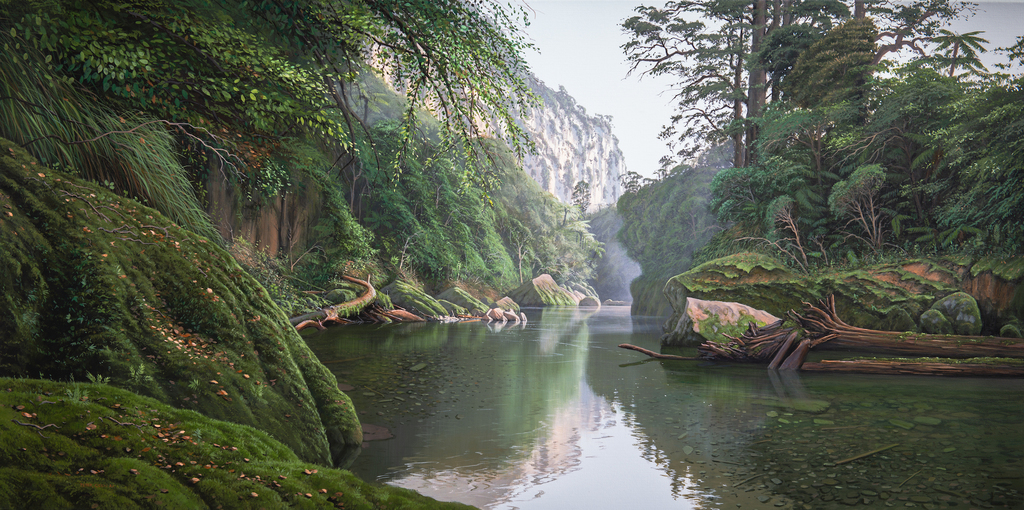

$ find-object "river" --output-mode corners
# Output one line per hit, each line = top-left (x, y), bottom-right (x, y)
(304, 306), (1023, 509)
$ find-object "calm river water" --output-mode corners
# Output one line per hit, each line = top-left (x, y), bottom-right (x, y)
(305, 306), (1023, 509)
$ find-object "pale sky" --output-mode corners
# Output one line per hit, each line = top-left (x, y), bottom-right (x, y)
(521, 1), (1024, 178)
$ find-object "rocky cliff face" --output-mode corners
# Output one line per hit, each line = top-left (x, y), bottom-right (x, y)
(521, 77), (625, 209)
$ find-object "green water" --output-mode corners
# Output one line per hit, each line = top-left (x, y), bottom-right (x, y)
(305, 307), (1024, 509)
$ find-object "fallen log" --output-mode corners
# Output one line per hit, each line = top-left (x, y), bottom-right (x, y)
(791, 295), (1024, 358)
(618, 344), (698, 361)
(801, 359), (1024, 377)
(289, 275), (377, 327)
(779, 339), (811, 370)
(697, 319), (800, 363)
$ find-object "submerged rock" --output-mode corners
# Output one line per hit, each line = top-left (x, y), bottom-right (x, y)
(507, 274), (579, 307)
(0, 138), (360, 467)
(663, 297), (780, 346)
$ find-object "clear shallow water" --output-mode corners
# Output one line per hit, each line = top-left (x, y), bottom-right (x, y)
(305, 307), (1024, 509)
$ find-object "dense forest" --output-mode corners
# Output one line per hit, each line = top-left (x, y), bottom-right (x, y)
(0, 0), (607, 315)
(618, 0), (1023, 281)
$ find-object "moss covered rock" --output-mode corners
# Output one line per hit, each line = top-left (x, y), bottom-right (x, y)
(436, 299), (467, 316)
(435, 287), (488, 315)
(920, 309), (954, 335)
(1000, 323), (1022, 339)
(323, 284), (361, 305)
(658, 253), (985, 344)
(0, 378), (471, 509)
(494, 297), (520, 313)
(880, 306), (918, 333)
(0, 138), (360, 467)
(629, 275), (674, 318)
(507, 274), (578, 307)
(663, 298), (780, 346)
(380, 281), (447, 316)
(929, 292), (983, 336)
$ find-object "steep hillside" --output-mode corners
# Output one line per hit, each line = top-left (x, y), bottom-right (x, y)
(520, 77), (625, 209)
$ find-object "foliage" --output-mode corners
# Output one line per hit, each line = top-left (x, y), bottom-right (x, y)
(784, 18), (877, 107)
(616, 165), (720, 281)
(0, 32), (218, 239)
(0, 139), (362, 467)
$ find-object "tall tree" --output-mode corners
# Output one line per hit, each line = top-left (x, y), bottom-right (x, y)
(930, 29), (989, 77)
(622, 0), (846, 169)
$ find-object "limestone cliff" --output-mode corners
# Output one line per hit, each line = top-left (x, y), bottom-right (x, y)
(520, 77), (625, 209)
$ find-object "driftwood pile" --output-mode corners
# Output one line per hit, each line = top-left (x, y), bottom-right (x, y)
(620, 295), (1024, 377)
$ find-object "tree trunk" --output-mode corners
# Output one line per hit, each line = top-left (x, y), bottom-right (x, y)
(791, 296), (1024, 358)
(745, 0), (767, 167)
(289, 275), (377, 326)
(801, 359), (1024, 377)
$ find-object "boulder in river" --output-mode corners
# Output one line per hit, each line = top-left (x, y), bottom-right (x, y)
(663, 297), (780, 346)
(437, 299), (467, 316)
(507, 274), (579, 307)
(579, 296), (601, 307)
(495, 296), (520, 313)
(435, 286), (489, 315)
(381, 280), (448, 317)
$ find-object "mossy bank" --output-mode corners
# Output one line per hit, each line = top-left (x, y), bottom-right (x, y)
(0, 378), (471, 509)
(0, 138), (360, 467)
(660, 252), (1024, 344)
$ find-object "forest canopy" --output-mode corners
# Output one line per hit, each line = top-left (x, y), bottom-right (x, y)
(622, 0), (1024, 271)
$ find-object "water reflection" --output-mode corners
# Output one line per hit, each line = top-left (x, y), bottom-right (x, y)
(305, 307), (1023, 509)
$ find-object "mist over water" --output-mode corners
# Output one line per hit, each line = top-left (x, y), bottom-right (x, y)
(589, 207), (642, 302)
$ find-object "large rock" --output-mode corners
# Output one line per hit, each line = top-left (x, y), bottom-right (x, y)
(0, 138), (361, 467)
(381, 280), (448, 316)
(507, 274), (579, 307)
(435, 286), (489, 315)
(630, 275), (674, 318)
(664, 298), (780, 346)
(437, 299), (467, 316)
(658, 253), (1024, 343)
(929, 291), (983, 336)
(495, 296), (520, 313)
(920, 309), (953, 335)
(579, 296), (601, 307)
